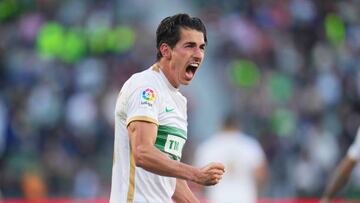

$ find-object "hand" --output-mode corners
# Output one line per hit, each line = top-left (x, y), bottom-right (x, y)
(195, 162), (225, 186)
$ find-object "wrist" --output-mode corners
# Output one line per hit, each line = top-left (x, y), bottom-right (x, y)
(185, 165), (200, 183)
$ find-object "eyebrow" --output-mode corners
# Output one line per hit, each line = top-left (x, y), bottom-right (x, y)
(184, 41), (206, 48)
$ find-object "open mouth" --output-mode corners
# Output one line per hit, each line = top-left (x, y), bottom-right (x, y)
(185, 63), (199, 80)
(185, 63), (199, 77)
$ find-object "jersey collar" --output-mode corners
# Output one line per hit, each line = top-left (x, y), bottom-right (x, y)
(153, 64), (178, 92)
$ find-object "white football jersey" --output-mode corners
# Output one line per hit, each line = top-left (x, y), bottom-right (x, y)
(347, 126), (360, 161)
(194, 131), (266, 203)
(110, 64), (188, 203)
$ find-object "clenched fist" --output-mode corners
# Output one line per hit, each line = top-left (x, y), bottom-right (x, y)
(195, 162), (225, 186)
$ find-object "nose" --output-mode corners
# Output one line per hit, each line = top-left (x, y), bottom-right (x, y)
(193, 47), (204, 61)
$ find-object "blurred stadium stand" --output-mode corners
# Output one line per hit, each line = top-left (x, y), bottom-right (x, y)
(1, 0), (360, 201)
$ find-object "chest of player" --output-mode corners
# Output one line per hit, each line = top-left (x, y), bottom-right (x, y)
(155, 92), (188, 161)
(159, 95), (186, 124)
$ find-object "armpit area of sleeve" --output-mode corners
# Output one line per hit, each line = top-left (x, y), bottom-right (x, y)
(126, 116), (159, 126)
(347, 148), (360, 161)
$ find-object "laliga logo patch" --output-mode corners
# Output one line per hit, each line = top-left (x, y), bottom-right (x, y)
(140, 88), (156, 108)
(142, 88), (155, 101)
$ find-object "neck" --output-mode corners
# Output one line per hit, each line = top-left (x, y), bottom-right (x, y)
(223, 127), (238, 133)
(157, 60), (179, 88)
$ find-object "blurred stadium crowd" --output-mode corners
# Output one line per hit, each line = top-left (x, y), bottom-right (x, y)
(1, 0), (360, 200)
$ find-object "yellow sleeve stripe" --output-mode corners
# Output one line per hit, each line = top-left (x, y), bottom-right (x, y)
(127, 116), (159, 126)
(126, 146), (136, 203)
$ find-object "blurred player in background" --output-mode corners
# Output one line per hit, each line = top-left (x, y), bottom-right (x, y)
(321, 126), (360, 203)
(109, 13), (225, 203)
(194, 114), (268, 203)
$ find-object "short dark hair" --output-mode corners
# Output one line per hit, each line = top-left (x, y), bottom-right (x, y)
(156, 13), (207, 61)
(223, 113), (240, 129)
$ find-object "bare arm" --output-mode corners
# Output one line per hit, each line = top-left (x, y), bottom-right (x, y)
(128, 121), (225, 185)
(172, 179), (199, 203)
(254, 161), (268, 192)
(321, 156), (357, 203)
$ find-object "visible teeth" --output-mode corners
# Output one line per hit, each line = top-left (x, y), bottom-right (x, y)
(190, 63), (199, 67)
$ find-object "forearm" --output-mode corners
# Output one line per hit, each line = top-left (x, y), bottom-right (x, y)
(128, 121), (200, 181)
(128, 121), (225, 186)
(323, 157), (356, 199)
(323, 175), (348, 199)
(255, 162), (268, 192)
(134, 144), (199, 182)
(172, 179), (199, 203)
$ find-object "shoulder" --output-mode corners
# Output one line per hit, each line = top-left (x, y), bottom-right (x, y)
(123, 67), (162, 93)
(238, 133), (263, 151)
(132, 68), (160, 85)
(346, 126), (360, 160)
(350, 126), (360, 148)
(356, 126), (360, 139)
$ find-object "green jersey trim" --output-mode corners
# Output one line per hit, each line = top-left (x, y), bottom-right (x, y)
(158, 125), (187, 139)
(155, 125), (187, 161)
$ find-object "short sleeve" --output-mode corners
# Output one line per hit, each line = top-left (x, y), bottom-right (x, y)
(126, 86), (160, 126)
(347, 126), (360, 161)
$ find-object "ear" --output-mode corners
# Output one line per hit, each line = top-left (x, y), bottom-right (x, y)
(159, 43), (172, 60)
